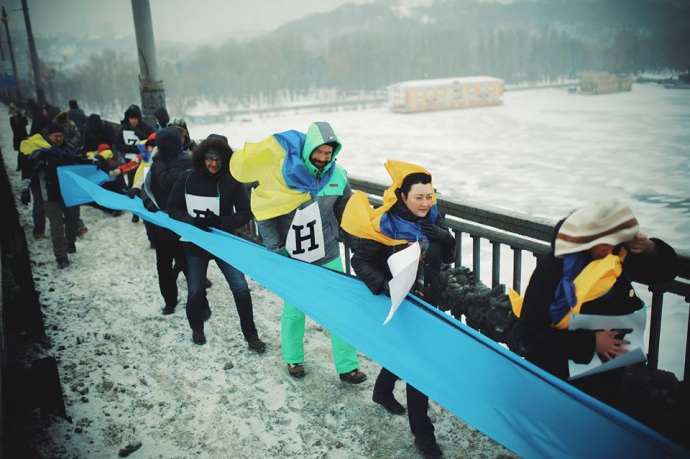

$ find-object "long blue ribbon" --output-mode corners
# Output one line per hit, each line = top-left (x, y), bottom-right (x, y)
(57, 165), (687, 458)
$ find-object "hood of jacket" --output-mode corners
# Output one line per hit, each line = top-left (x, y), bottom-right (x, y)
(156, 127), (183, 162)
(123, 104), (143, 123)
(154, 107), (170, 128)
(192, 136), (232, 177)
(300, 122), (342, 178)
(86, 114), (102, 129)
(54, 110), (69, 124)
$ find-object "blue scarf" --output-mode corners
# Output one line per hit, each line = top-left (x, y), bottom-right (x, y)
(379, 205), (439, 242)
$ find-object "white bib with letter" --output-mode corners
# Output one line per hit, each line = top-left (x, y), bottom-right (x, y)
(285, 202), (325, 263)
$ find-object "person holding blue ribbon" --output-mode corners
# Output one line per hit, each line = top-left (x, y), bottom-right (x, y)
(516, 198), (678, 407)
(344, 160), (457, 459)
(167, 134), (266, 352)
(230, 121), (365, 383)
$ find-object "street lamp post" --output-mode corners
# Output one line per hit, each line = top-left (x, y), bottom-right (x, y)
(20, 0), (45, 106)
(2, 7), (21, 102)
(131, 0), (165, 125)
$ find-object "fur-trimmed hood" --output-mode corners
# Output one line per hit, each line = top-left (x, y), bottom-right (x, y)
(192, 136), (233, 174)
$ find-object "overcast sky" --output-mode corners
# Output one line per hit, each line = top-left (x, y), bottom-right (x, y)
(2, 0), (432, 44)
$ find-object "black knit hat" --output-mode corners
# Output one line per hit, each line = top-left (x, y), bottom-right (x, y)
(46, 122), (65, 135)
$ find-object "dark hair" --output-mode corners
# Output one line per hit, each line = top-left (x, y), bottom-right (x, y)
(399, 172), (432, 197)
(69, 99), (78, 109)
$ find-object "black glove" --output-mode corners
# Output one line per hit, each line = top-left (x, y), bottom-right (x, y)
(127, 187), (141, 199)
(202, 209), (221, 228)
(143, 197), (159, 212)
(192, 216), (211, 232)
(421, 221), (454, 247)
(20, 189), (31, 205)
(193, 209), (221, 230)
(380, 284), (391, 298)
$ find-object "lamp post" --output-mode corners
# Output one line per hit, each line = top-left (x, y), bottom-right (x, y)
(21, 0), (45, 106)
(1, 6), (21, 101)
(131, 0), (165, 125)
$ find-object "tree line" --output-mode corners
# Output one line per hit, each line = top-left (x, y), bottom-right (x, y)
(34, 22), (690, 120)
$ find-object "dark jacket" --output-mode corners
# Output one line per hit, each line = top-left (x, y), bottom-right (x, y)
(168, 137), (251, 258)
(22, 138), (90, 202)
(352, 201), (456, 307)
(68, 106), (86, 134)
(141, 127), (192, 242)
(82, 114), (118, 154)
(116, 105), (155, 156)
(10, 110), (28, 151)
(516, 237), (678, 396)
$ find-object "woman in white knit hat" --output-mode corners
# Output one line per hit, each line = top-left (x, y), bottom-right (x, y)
(516, 198), (678, 407)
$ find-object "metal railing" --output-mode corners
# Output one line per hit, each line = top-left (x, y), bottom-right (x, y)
(238, 175), (690, 382)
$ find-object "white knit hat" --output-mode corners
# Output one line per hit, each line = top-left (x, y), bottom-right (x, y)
(554, 198), (639, 257)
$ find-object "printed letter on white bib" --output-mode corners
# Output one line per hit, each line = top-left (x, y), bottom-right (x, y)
(285, 202), (325, 263)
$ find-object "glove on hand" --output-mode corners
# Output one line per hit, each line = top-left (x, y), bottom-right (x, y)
(193, 209), (221, 230)
(421, 221), (454, 247)
(20, 189), (31, 205)
(380, 284), (391, 298)
(202, 209), (221, 228)
(143, 197), (159, 212)
(127, 187), (141, 199)
(109, 168), (122, 177)
(192, 216), (211, 232)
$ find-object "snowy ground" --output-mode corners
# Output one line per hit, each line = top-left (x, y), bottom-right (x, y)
(1, 110), (513, 458)
(2, 83), (688, 458)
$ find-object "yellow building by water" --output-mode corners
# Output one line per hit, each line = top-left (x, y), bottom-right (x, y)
(387, 76), (504, 113)
(579, 72), (633, 94)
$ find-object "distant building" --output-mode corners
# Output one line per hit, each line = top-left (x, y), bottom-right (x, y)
(579, 72), (633, 94)
(387, 76), (504, 113)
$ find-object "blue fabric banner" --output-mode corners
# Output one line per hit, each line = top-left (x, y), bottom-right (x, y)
(57, 167), (687, 458)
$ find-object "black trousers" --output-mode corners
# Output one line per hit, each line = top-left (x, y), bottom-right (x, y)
(374, 367), (435, 440)
(154, 239), (186, 308)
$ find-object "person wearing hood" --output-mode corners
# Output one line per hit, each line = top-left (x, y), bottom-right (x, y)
(139, 127), (192, 314)
(116, 104), (155, 187)
(154, 107), (170, 130)
(82, 114), (118, 155)
(168, 135), (266, 351)
(19, 123), (93, 268)
(230, 121), (365, 384)
(168, 117), (197, 154)
(53, 110), (81, 151)
(343, 160), (457, 459)
(514, 199), (678, 410)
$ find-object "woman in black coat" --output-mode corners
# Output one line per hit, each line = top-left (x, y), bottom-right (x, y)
(140, 127), (192, 314)
(167, 134), (265, 352)
(346, 160), (456, 458)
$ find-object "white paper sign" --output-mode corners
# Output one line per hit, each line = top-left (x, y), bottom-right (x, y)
(383, 242), (421, 325)
(185, 194), (220, 218)
(567, 308), (647, 380)
(122, 130), (139, 146)
(285, 202), (325, 263)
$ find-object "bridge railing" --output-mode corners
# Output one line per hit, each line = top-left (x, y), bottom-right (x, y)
(237, 175), (690, 382)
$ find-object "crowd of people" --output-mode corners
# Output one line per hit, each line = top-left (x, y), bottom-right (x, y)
(6, 99), (681, 457)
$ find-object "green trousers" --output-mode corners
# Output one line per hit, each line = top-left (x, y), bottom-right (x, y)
(281, 256), (359, 374)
